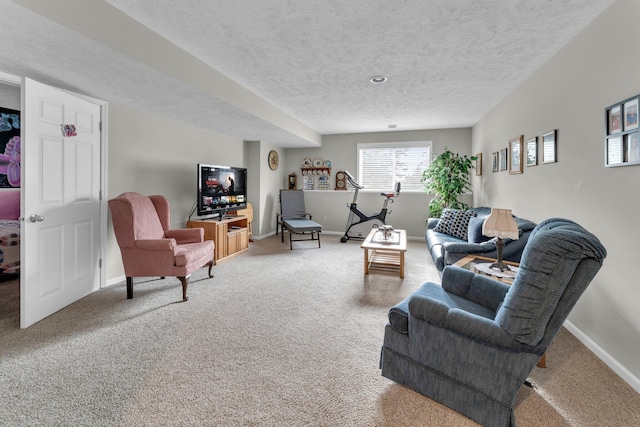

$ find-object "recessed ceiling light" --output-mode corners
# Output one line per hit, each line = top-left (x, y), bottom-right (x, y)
(370, 76), (387, 84)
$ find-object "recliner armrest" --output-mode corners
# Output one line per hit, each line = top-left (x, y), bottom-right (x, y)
(135, 238), (176, 251)
(165, 228), (204, 244)
(408, 297), (524, 350)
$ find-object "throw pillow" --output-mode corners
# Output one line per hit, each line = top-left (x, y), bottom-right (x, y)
(433, 208), (456, 234)
(434, 208), (477, 240)
(467, 216), (491, 243)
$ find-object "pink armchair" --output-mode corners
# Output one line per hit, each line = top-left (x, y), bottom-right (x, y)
(109, 192), (214, 301)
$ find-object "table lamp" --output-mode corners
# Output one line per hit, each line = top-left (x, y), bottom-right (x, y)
(482, 208), (519, 272)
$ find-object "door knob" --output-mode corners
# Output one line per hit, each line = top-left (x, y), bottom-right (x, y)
(29, 214), (44, 222)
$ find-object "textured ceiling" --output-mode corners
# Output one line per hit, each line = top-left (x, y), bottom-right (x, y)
(0, 0), (617, 147)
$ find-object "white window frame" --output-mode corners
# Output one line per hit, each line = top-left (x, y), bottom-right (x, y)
(357, 141), (432, 192)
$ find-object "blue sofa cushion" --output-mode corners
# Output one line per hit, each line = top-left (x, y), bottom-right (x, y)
(467, 216), (491, 243)
(433, 208), (477, 240)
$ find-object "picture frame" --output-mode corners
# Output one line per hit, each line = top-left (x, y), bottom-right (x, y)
(624, 132), (640, 163)
(542, 129), (557, 164)
(605, 95), (640, 167)
(475, 153), (482, 176)
(606, 135), (623, 165)
(608, 105), (621, 134)
(624, 98), (639, 131)
(0, 106), (21, 188)
(509, 135), (523, 174)
(526, 136), (538, 166)
(492, 152), (498, 172)
(499, 148), (508, 171)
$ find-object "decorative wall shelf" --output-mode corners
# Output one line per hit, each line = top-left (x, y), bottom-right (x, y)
(301, 167), (331, 175)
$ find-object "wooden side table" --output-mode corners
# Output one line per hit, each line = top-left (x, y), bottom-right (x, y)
(454, 255), (519, 284)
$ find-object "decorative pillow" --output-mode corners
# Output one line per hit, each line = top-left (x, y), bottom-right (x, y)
(433, 208), (477, 240)
(467, 216), (491, 243)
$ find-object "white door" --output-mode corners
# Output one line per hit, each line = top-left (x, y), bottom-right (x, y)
(20, 77), (102, 328)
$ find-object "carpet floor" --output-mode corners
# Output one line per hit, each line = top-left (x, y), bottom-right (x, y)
(0, 234), (639, 426)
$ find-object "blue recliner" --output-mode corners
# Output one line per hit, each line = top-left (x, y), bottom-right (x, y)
(380, 218), (607, 427)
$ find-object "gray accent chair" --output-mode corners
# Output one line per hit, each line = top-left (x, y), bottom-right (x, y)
(380, 218), (606, 427)
(276, 189), (322, 249)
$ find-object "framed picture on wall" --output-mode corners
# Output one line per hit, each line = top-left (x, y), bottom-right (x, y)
(499, 148), (508, 171)
(608, 105), (621, 134)
(542, 130), (557, 164)
(624, 132), (640, 163)
(0, 106), (21, 188)
(606, 135), (622, 165)
(475, 153), (482, 176)
(605, 95), (640, 167)
(509, 135), (523, 174)
(492, 152), (498, 172)
(526, 136), (538, 166)
(624, 98), (639, 131)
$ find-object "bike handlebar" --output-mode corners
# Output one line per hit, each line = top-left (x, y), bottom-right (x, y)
(344, 170), (400, 196)
(344, 170), (363, 189)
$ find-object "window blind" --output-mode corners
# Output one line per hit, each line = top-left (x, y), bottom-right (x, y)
(358, 142), (431, 191)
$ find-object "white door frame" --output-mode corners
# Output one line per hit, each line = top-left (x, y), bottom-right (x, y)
(0, 69), (108, 299)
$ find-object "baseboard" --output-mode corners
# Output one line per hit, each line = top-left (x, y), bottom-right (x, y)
(252, 230), (276, 240)
(106, 275), (125, 287)
(564, 320), (640, 394)
(255, 228), (426, 241)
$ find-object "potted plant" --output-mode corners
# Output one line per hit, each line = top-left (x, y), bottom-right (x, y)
(421, 148), (475, 218)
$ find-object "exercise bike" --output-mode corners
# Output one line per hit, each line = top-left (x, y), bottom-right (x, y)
(340, 171), (400, 243)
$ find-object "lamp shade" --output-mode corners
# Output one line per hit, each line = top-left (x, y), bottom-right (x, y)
(482, 208), (519, 240)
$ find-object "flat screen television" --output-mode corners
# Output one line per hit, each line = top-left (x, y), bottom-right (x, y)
(197, 164), (248, 219)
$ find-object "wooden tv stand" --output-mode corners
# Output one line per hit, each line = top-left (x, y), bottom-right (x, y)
(187, 216), (249, 264)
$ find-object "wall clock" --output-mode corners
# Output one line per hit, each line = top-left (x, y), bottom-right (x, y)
(335, 171), (347, 190)
(268, 150), (279, 171)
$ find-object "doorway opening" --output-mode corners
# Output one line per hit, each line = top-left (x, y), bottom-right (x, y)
(0, 72), (108, 328)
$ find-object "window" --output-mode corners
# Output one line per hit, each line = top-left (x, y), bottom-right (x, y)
(357, 142), (431, 191)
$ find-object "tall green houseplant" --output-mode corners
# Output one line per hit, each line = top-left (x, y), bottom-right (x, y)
(421, 148), (475, 218)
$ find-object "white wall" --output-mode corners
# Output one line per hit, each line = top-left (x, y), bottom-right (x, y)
(246, 141), (287, 237)
(473, 0), (640, 387)
(284, 128), (472, 238)
(0, 82), (20, 110)
(106, 103), (245, 280)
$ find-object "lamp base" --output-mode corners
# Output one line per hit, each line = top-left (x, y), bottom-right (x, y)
(489, 237), (511, 272)
(488, 261), (512, 272)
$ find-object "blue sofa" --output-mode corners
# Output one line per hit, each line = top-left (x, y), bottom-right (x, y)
(426, 207), (537, 271)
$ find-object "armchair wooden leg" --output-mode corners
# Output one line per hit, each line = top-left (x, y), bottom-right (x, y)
(178, 275), (190, 302)
(126, 277), (133, 299)
(207, 259), (214, 278)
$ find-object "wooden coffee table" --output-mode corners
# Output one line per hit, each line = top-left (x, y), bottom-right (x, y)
(361, 228), (407, 278)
